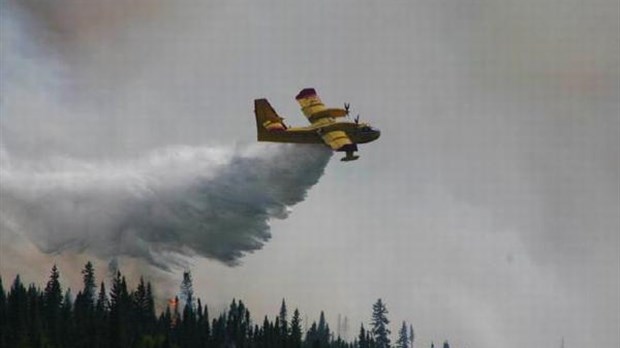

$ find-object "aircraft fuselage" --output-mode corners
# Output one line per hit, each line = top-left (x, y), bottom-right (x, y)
(321, 122), (381, 145)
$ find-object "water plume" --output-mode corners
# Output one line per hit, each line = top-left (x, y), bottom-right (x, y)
(0, 144), (331, 270)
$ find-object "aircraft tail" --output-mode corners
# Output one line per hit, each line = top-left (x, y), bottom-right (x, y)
(254, 99), (287, 140)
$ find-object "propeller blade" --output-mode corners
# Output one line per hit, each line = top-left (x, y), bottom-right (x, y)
(344, 103), (350, 115)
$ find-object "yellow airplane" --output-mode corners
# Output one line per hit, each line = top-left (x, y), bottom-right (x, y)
(254, 88), (380, 161)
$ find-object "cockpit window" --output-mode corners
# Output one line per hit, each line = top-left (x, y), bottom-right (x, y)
(361, 126), (371, 132)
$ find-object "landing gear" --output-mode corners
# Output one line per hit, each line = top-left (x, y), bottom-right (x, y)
(341, 151), (360, 162)
(339, 144), (360, 162)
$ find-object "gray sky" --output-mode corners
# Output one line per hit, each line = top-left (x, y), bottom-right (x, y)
(1, 1), (618, 347)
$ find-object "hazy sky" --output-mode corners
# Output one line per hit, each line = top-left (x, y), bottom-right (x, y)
(1, 1), (618, 347)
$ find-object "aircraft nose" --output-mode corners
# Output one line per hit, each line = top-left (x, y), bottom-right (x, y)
(374, 129), (381, 139)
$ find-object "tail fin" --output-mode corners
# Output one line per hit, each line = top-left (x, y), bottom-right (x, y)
(254, 99), (287, 140)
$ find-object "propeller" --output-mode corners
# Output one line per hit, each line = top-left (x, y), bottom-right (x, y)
(344, 103), (360, 124)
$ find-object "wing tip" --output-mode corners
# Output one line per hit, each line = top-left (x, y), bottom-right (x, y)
(295, 88), (317, 100)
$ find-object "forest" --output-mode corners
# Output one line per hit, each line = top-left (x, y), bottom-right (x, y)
(0, 262), (454, 348)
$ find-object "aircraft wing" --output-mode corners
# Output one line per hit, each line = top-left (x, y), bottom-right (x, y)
(294, 88), (357, 151)
(295, 88), (348, 124)
(319, 129), (355, 151)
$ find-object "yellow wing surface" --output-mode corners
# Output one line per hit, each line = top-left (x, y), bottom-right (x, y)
(294, 88), (355, 150)
(295, 88), (348, 123)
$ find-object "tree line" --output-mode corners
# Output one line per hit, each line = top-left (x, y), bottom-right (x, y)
(0, 262), (454, 348)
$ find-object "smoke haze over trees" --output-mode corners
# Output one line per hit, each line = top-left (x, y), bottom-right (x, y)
(0, 264), (444, 348)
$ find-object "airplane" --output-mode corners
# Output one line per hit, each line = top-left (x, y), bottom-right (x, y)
(254, 88), (380, 161)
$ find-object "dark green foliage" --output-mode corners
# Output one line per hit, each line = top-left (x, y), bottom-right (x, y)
(371, 298), (391, 348)
(96, 281), (108, 313)
(358, 324), (368, 348)
(109, 271), (131, 347)
(75, 262), (98, 347)
(305, 311), (331, 348)
(82, 261), (96, 304)
(279, 299), (289, 338)
(1, 263), (454, 348)
(7, 275), (27, 346)
(290, 308), (303, 348)
(44, 264), (63, 346)
(318, 311), (330, 344)
(396, 321), (409, 348)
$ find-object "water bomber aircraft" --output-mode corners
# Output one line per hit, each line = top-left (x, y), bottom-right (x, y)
(254, 88), (380, 161)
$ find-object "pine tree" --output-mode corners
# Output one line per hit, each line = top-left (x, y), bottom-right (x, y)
(264, 320), (271, 348)
(210, 314), (226, 347)
(26, 283), (43, 347)
(396, 321), (408, 348)
(226, 298), (244, 345)
(95, 282), (108, 312)
(133, 276), (155, 340)
(244, 304), (251, 340)
(195, 298), (210, 346)
(409, 324), (414, 348)
(442, 341), (450, 348)
(142, 282), (156, 341)
(81, 261), (96, 305)
(180, 270), (194, 312)
(318, 311), (331, 344)
(290, 308), (302, 348)
(306, 321), (319, 347)
(239, 301), (251, 347)
(134, 277), (147, 316)
(358, 324), (368, 348)
(109, 271), (130, 347)
(145, 281), (155, 319)
(74, 262), (98, 347)
(44, 265), (63, 308)
(60, 288), (74, 346)
(94, 281), (110, 348)
(202, 302), (211, 345)
(370, 299), (390, 348)
(7, 275), (27, 346)
(279, 298), (289, 337)
(44, 265), (63, 346)
(366, 330), (375, 348)
(227, 300), (251, 346)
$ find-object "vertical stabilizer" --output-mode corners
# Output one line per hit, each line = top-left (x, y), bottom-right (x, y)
(254, 99), (286, 140)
